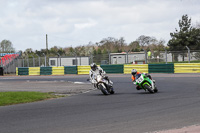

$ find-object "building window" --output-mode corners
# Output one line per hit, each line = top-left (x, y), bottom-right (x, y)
(72, 59), (77, 65)
(50, 60), (56, 66)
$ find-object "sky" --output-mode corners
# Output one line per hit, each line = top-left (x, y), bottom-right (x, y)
(0, 0), (200, 51)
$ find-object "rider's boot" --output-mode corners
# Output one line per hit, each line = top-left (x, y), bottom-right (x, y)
(136, 86), (141, 90)
(93, 84), (97, 89)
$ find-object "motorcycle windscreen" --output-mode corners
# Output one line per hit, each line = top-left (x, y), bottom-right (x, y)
(135, 74), (141, 79)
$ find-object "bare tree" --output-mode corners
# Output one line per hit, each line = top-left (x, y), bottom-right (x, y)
(0, 40), (15, 52)
(136, 35), (152, 49)
(128, 41), (140, 52)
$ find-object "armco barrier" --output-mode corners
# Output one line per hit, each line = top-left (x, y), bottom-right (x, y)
(77, 65), (90, 74)
(101, 65), (123, 73)
(65, 66), (77, 74)
(40, 67), (52, 75)
(52, 66), (64, 75)
(148, 64), (174, 73)
(29, 67), (40, 76)
(16, 63), (200, 75)
(174, 63), (200, 73)
(124, 64), (148, 74)
(18, 67), (29, 75)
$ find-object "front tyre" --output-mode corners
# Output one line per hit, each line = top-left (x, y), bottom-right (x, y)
(144, 84), (154, 93)
(99, 84), (109, 95)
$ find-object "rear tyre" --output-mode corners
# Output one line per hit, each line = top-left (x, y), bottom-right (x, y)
(109, 87), (115, 94)
(110, 90), (115, 94)
(144, 84), (154, 93)
(110, 91), (115, 94)
(154, 87), (158, 93)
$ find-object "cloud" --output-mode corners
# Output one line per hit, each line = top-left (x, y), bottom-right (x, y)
(0, 0), (200, 51)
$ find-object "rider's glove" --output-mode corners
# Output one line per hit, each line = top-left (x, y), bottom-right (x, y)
(99, 70), (102, 74)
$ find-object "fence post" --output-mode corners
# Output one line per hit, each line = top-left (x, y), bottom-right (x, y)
(36, 54), (40, 67)
(43, 53), (46, 67)
(12, 57), (15, 73)
(73, 52), (77, 66)
(57, 53), (61, 66)
(23, 58), (24, 67)
(144, 50), (147, 64)
(16, 57), (19, 67)
(186, 46), (190, 63)
(31, 55), (35, 67)
(165, 49), (167, 64)
(9, 58), (11, 73)
(126, 51), (129, 64)
(90, 53), (93, 64)
(5, 59), (7, 74)
(76, 54), (77, 66)
(108, 51), (110, 65)
(79, 56), (81, 66)
(27, 56), (29, 67)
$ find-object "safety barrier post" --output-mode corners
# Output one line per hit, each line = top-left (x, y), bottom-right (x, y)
(186, 46), (190, 63)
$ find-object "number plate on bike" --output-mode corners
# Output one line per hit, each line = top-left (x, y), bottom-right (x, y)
(136, 76), (144, 83)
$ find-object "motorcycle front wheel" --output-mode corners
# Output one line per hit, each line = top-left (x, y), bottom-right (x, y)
(144, 84), (154, 93)
(99, 84), (109, 95)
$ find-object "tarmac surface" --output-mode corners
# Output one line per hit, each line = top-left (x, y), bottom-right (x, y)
(0, 73), (200, 133)
(0, 75), (93, 95)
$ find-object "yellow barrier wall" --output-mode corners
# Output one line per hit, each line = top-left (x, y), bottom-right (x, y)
(124, 64), (148, 74)
(16, 67), (18, 75)
(52, 66), (64, 75)
(78, 65), (90, 74)
(174, 63), (200, 73)
(29, 67), (40, 76)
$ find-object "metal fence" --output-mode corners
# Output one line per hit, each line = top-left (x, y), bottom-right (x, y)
(1, 56), (49, 74)
(16, 57), (49, 67)
(147, 50), (200, 63)
(1, 49), (200, 74)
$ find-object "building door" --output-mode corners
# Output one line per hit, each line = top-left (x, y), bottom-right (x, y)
(113, 57), (117, 64)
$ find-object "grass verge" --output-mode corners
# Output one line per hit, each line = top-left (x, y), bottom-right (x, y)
(0, 91), (62, 106)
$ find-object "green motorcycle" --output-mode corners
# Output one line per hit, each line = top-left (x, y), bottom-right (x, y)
(134, 73), (158, 93)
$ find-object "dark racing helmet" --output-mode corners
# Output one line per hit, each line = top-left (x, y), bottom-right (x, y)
(90, 63), (97, 71)
(131, 69), (137, 76)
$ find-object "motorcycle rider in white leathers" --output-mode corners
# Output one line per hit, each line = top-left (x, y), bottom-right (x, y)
(89, 63), (113, 88)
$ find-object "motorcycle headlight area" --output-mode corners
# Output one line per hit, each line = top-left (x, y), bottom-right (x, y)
(136, 76), (144, 83)
(96, 75), (102, 82)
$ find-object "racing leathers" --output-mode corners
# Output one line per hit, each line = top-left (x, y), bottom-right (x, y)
(132, 72), (153, 90)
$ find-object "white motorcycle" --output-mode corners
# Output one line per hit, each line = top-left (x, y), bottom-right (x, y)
(89, 74), (115, 95)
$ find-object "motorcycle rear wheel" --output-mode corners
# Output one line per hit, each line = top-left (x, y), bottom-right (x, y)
(154, 87), (158, 93)
(110, 90), (115, 94)
(109, 86), (115, 94)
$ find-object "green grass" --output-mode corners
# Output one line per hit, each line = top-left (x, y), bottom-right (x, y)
(0, 91), (62, 106)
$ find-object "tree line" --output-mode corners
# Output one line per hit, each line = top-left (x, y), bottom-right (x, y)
(1, 14), (200, 59)
(22, 36), (166, 58)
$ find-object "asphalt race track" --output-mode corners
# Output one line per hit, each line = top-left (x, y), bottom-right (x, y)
(0, 74), (200, 133)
